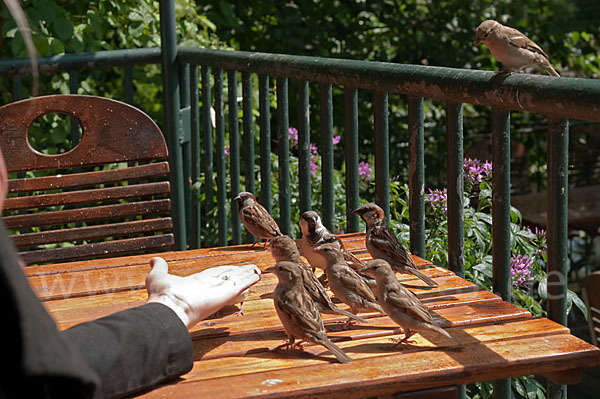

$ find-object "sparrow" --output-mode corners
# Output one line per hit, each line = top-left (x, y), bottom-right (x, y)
(475, 19), (559, 77)
(352, 203), (438, 287)
(234, 191), (282, 247)
(360, 259), (463, 348)
(314, 243), (383, 328)
(298, 210), (367, 272)
(267, 235), (366, 324)
(265, 261), (352, 364)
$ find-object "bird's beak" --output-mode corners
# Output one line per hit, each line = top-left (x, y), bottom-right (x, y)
(265, 265), (276, 274)
(351, 208), (361, 216)
(475, 38), (482, 46)
(234, 195), (241, 201)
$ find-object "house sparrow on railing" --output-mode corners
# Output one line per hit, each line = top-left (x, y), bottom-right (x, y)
(266, 261), (352, 364)
(352, 203), (438, 287)
(314, 243), (383, 328)
(234, 192), (282, 247)
(360, 259), (463, 348)
(267, 235), (366, 324)
(475, 19), (559, 77)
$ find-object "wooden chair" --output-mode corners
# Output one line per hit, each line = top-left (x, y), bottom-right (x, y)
(0, 94), (174, 265)
(583, 271), (600, 346)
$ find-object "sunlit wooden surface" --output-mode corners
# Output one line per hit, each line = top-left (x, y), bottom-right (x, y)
(26, 233), (600, 398)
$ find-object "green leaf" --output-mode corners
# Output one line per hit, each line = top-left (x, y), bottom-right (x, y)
(53, 16), (74, 41)
(510, 206), (522, 224)
(568, 289), (588, 320)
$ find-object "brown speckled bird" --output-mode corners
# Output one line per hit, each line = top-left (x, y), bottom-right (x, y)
(298, 210), (367, 272)
(352, 203), (438, 287)
(360, 259), (463, 348)
(267, 235), (366, 324)
(475, 19), (559, 77)
(234, 192), (282, 247)
(314, 243), (383, 328)
(266, 261), (352, 364)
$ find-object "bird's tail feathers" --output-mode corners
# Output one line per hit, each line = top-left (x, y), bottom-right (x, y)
(329, 306), (367, 323)
(321, 339), (352, 364)
(410, 267), (439, 287)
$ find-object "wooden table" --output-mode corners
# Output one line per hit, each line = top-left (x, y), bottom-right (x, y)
(26, 233), (600, 398)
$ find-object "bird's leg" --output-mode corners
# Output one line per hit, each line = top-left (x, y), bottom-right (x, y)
(274, 337), (295, 351)
(234, 301), (244, 317)
(390, 329), (417, 346)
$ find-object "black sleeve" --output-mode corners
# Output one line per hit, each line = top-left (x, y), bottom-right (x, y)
(0, 220), (193, 399)
(63, 303), (193, 398)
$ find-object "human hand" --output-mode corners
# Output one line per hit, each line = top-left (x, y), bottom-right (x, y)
(146, 257), (261, 329)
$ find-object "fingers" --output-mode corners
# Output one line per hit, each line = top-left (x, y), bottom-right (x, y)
(146, 257), (170, 293)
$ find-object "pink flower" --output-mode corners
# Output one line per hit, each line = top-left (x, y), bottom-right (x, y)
(511, 254), (533, 287)
(332, 135), (341, 145)
(358, 161), (372, 180)
(288, 127), (298, 143)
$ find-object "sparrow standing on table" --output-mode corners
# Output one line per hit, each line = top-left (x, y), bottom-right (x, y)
(234, 192), (282, 247)
(475, 19), (559, 77)
(360, 259), (463, 348)
(266, 261), (352, 364)
(314, 243), (383, 328)
(352, 203), (438, 287)
(267, 235), (366, 324)
(298, 210), (367, 272)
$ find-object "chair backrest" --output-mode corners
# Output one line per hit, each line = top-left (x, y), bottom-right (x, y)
(0, 94), (174, 265)
(583, 271), (600, 346)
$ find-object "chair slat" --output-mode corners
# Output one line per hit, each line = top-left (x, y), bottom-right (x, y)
(8, 162), (170, 194)
(11, 218), (172, 247)
(4, 182), (170, 211)
(19, 234), (175, 265)
(4, 199), (171, 230)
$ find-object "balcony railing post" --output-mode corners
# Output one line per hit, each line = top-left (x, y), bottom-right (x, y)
(408, 97), (425, 257)
(229, 70), (241, 245)
(446, 102), (464, 278)
(179, 63), (193, 248)
(320, 83), (335, 231)
(546, 117), (569, 399)
(374, 91), (390, 221)
(277, 77), (291, 235)
(242, 72), (255, 244)
(298, 80), (311, 215)
(491, 107), (512, 399)
(344, 87), (359, 233)
(159, 0), (186, 250)
(190, 66), (202, 248)
(259, 75), (272, 221)
(201, 65), (214, 217)
(214, 68), (227, 246)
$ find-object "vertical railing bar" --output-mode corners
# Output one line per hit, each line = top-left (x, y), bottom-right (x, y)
(277, 76), (291, 235)
(69, 69), (80, 145)
(320, 83), (335, 231)
(242, 72), (255, 244)
(344, 87), (360, 233)
(201, 65), (214, 218)
(491, 107), (512, 399)
(160, 0), (186, 249)
(259, 75), (272, 220)
(374, 91), (390, 221)
(228, 70), (241, 245)
(190, 65), (202, 249)
(297, 80), (311, 214)
(178, 63), (192, 248)
(124, 65), (134, 105)
(408, 96), (425, 258)
(546, 117), (569, 399)
(446, 102), (465, 278)
(214, 68), (227, 246)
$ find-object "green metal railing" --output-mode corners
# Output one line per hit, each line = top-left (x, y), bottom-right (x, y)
(2, 2), (600, 397)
